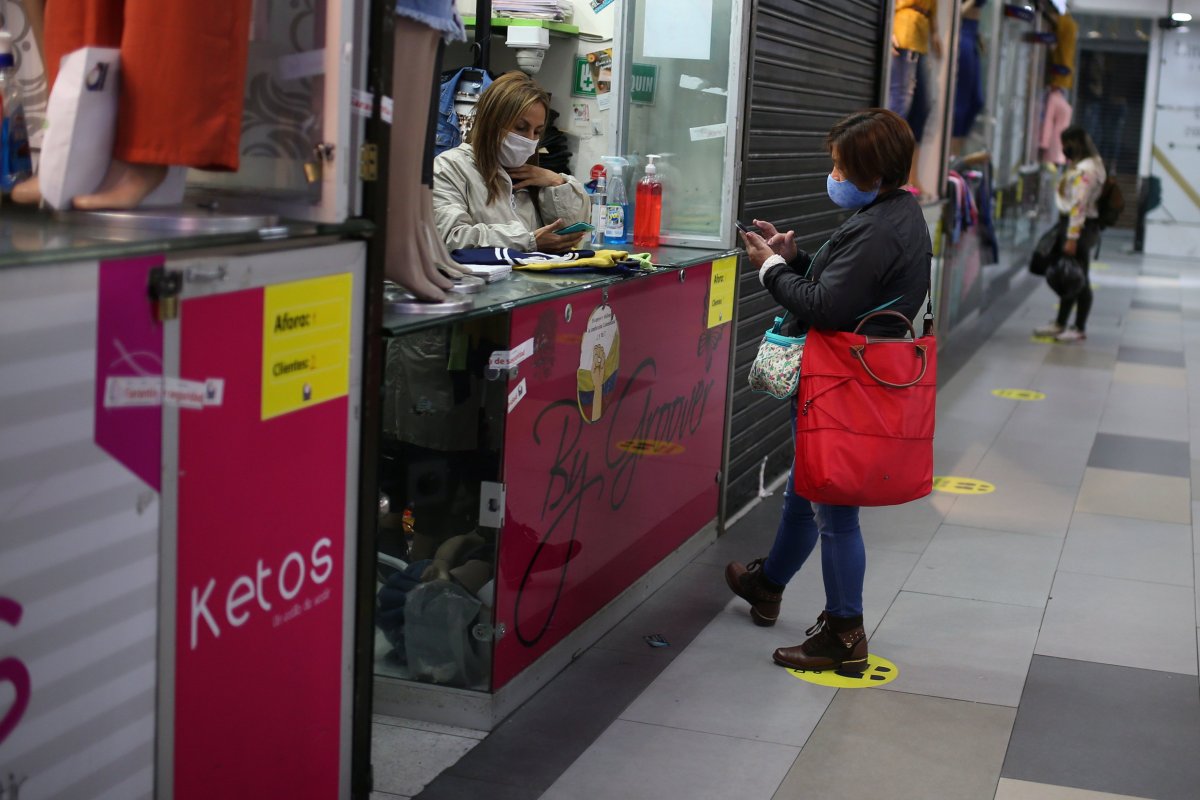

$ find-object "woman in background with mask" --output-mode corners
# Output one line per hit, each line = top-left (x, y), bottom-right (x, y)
(727, 108), (930, 673)
(433, 71), (589, 253)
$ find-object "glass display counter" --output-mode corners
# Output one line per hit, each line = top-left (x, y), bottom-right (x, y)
(0, 204), (371, 269)
(373, 246), (740, 728)
(0, 212), (370, 797)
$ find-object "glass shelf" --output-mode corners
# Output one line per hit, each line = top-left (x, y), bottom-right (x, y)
(0, 205), (372, 269)
(382, 245), (738, 337)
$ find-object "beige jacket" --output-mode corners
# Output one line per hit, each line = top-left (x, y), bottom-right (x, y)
(433, 143), (590, 251)
(1055, 156), (1106, 239)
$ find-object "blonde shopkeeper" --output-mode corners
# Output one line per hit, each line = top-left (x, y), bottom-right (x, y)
(433, 71), (590, 254)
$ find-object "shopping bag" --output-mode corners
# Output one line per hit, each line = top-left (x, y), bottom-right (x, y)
(1029, 221), (1062, 276)
(794, 310), (936, 507)
(747, 315), (805, 399)
(39, 47), (120, 210)
(1046, 254), (1086, 300)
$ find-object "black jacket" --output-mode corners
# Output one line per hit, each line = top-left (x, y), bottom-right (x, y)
(763, 189), (932, 338)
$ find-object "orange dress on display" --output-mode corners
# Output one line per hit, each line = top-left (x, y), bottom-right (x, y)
(43, 0), (251, 171)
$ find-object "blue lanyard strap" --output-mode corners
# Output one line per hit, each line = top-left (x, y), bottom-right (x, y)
(772, 238), (902, 330)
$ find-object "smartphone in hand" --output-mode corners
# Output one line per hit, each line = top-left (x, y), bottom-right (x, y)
(555, 221), (595, 235)
(735, 220), (764, 236)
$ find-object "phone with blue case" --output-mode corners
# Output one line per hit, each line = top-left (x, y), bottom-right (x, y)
(555, 221), (595, 235)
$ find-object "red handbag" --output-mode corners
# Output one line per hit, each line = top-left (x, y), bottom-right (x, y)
(793, 310), (936, 507)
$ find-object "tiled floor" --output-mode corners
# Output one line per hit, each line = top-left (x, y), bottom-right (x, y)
(380, 246), (1200, 799)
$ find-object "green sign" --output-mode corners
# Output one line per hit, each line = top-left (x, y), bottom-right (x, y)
(572, 56), (596, 97)
(630, 63), (658, 105)
(571, 58), (658, 105)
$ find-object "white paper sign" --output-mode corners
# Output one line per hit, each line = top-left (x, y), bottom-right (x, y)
(643, 0), (712, 61)
(382, 96), (394, 125)
(203, 378), (225, 406)
(689, 122), (727, 142)
(278, 49), (326, 82)
(508, 379), (528, 413)
(163, 378), (206, 409)
(489, 338), (536, 370)
(105, 376), (163, 408)
(104, 376), (223, 409)
(351, 89), (373, 119)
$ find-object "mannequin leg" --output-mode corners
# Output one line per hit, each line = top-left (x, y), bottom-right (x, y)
(416, 39), (462, 284)
(12, 0), (124, 205)
(386, 16), (451, 301)
(73, 0), (252, 209)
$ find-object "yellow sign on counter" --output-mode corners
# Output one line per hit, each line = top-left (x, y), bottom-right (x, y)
(262, 273), (353, 420)
(707, 256), (737, 328)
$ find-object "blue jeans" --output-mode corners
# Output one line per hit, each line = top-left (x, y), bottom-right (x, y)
(762, 411), (865, 617)
(395, 0), (466, 41)
(888, 50), (920, 119)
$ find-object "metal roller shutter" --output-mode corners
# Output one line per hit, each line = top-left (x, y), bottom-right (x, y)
(726, 0), (887, 517)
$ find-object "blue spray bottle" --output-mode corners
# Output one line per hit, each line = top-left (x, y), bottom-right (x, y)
(0, 32), (32, 193)
(600, 156), (630, 246)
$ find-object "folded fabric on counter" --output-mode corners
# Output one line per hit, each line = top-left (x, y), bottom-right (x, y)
(450, 247), (593, 266)
(515, 249), (632, 270)
(452, 263), (512, 282)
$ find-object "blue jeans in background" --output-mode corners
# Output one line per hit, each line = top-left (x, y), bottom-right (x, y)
(761, 407), (866, 617)
(888, 49), (920, 119)
(395, 0), (466, 41)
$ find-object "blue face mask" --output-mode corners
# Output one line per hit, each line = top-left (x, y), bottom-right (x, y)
(827, 174), (879, 209)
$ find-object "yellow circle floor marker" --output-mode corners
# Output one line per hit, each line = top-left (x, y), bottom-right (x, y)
(932, 476), (996, 495)
(991, 388), (1046, 401)
(786, 654), (899, 688)
(1032, 335), (1057, 343)
(1093, 261), (1111, 271)
(616, 439), (685, 456)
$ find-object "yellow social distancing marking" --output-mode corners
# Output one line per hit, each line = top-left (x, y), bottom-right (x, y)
(707, 256), (737, 328)
(616, 439), (685, 456)
(932, 476), (996, 495)
(991, 388), (1046, 401)
(786, 654), (899, 688)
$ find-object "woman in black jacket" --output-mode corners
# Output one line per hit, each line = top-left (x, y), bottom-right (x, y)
(728, 108), (931, 672)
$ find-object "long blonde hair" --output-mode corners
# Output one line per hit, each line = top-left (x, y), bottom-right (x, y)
(467, 71), (550, 206)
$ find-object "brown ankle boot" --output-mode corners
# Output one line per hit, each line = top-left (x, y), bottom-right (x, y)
(772, 612), (867, 672)
(724, 558), (783, 626)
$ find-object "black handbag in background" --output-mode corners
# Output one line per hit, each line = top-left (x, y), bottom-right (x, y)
(1029, 220), (1064, 276)
(1046, 254), (1086, 300)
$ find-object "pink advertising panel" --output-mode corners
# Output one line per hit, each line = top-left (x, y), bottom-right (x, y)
(493, 262), (733, 688)
(174, 283), (349, 798)
(94, 255), (165, 490)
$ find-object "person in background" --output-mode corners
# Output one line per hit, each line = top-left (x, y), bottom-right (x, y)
(1035, 127), (1106, 343)
(728, 109), (931, 673)
(888, 0), (941, 198)
(433, 71), (589, 254)
(1040, 85), (1073, 167)
(951, 0), (987, 156)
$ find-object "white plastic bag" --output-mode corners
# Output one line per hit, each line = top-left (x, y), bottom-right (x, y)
(39, 47), (120, 210)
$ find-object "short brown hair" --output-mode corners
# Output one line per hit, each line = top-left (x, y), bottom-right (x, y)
(825, 109), (915, 191)
(468, 71), (551, 205)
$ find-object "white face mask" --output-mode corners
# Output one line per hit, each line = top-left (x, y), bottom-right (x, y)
(499, 131), (539, 168)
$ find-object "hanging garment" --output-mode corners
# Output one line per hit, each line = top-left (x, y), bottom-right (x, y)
(1040, 88), (1073, 166)
(43, 0), (252, 170)
(436, 67), (492, 156)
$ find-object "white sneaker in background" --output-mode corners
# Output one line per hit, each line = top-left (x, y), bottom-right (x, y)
(1033, 323), (1064, 338)
(1055, 328), (1086, 343)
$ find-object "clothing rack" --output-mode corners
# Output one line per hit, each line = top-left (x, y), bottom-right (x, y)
(473, 0), (492, 71)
